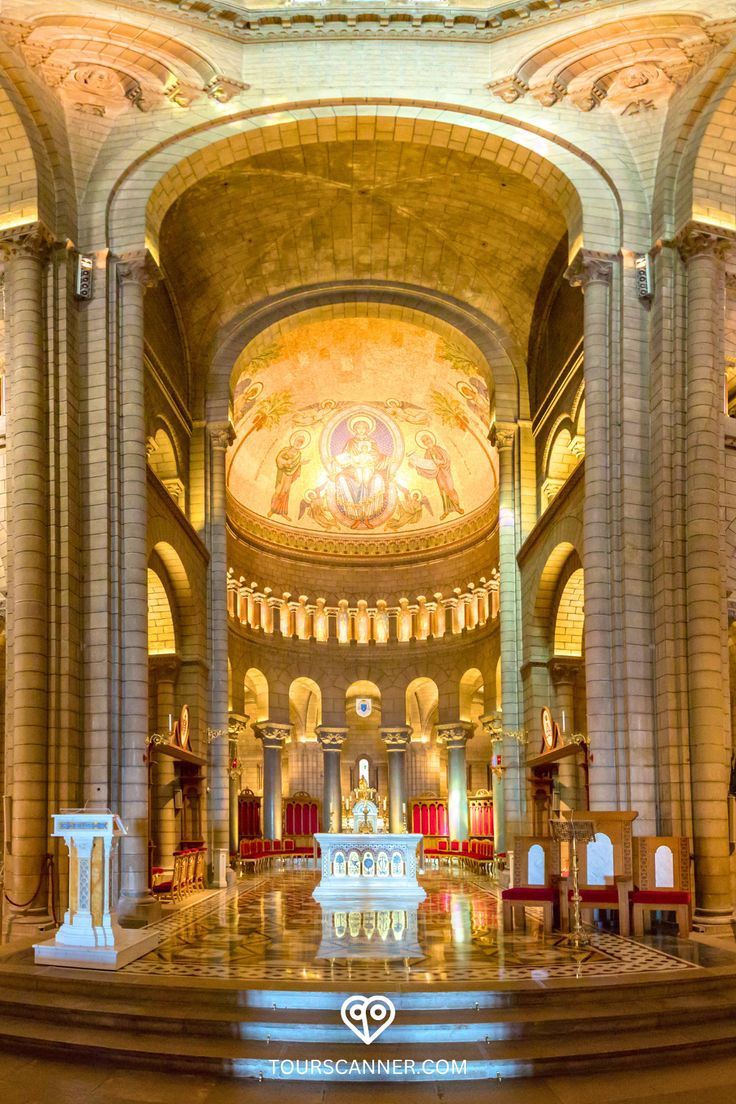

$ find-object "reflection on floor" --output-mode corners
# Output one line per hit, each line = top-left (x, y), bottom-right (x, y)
(122, 870), (699, 985)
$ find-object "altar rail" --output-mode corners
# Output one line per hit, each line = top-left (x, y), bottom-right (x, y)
(227, 570), (499, 644)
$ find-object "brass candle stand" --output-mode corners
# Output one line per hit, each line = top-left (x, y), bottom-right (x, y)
(550, 816), (595, 949)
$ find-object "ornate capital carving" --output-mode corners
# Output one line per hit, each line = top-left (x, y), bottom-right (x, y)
(565, 249), (615, 289)
(209, 421), (235, 451)
(549, 659), (582, 685)
(487, 75), (529, 103)
(0, 221), (55, 262)
(480, 714), (504, 743)
(254, 721), (291, 749)
(148, 654), (181, 681)
(488, 421), (516, 451)
(675, 223), (736, 265)
(228, 713), (250, 737)
(316, 725), (348, 750)
(117, 249), (161, 289)
(380, 726), (412, 750)
(436, 721), (473, 749)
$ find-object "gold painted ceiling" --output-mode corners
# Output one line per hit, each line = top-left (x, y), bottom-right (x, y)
(226, 317), (498, 558)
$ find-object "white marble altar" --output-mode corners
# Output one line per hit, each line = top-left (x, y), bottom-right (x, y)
(313, 832), (426, 904)
(34, 810), (159, 970)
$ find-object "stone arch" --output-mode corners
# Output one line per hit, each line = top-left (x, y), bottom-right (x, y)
(244, 667), (269, 723)
(531, 541), (579, 660)
(405, 677), (439, 740)
(150, 541), (199, 657)
(459, 668), (484, 724)
(289, 676), (322, 740)
(553, 567), (585, 657)
(146, 565), (176, 655)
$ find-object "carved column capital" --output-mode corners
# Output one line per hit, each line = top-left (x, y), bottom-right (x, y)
(148, 654), (182, 681)
(0, 221), (55, 262)
(436, 721), (473, 749)
(675, 222), (736, 265)
(117, 249), (162, 288)
(209, 421), (235, 451)
(549, 658), (582, 686)
(254, 721), (292, 749)
(228, 713), (250, 738)
(480, 713), (504, 743)
(380, 725), (412, 750)
(488, 421), (516, 451)
(564, 249), (616, 289)
(316, 725), (348, 750)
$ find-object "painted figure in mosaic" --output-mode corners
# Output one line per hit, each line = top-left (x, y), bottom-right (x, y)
(268, 430), (309, 519)
(409, 431), (465, 520)
(331, 414), (391, 529)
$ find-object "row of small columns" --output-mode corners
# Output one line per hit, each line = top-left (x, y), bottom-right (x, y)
(253, 721), (480, 842)
(227, 573), (499, 643)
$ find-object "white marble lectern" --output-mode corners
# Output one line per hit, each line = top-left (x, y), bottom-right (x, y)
(313, 833), (426, 905)
(34, 810), (159, 970)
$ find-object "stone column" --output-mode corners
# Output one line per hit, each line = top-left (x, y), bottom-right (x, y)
(481, 716), (506, 854)
(437, 723), (472, 841)
(116, 250), (161, 925)
(565, 251), (617, 807)
(1, 223), (53, 933)
(206, 423), (234, 860)
(256, 722), (291, 840)
(317, 726), (348, 831)
(678, 226), (733, 921)
(151, 658), (180, 869)
(549, 660), (582, 811)
(490, 423), (525, 840)
(228, 716), (249, 853)
(381, 726), (412, 832)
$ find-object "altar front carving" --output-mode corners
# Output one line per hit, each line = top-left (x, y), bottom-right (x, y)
(313, 833), (426, 905)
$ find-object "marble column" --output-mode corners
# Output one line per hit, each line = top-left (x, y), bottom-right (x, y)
(678, 226), (733, 921)
(481, 716), (506, 854)
(207, 423), (234, 860)
(317, 726), (348, 831)
(565, 251), (617, 807)
(380, 726), (412, 833)
(490, 423), (525, 840)
(1, 223), (53, 932)
(256, 723), (291, 840)
(549, 660), (582, 811)
(116, 250), (161, 925)
(228, 716), (249, 853)
(437, 723), (472, 841)
(152, 658), (180, 870)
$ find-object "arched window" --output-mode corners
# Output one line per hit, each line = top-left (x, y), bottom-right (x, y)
(358, 757), (370, 786)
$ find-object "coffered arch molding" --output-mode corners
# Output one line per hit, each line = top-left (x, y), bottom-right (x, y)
(103, 100), (625, 256)
(203, 280), (526, 425)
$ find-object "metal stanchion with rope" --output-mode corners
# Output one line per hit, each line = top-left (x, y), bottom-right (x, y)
(2, 854), (60, 926)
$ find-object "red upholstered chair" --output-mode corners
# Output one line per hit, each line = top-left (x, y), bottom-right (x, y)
(438, 839), (449, 853)
(629, 837), (691, 937)
(272, 839), (282, 852)
(501, 836), (561, 934)
(558, 826), (632, 937)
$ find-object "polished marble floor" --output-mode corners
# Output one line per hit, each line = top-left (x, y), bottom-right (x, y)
(119, 870), (701, 985)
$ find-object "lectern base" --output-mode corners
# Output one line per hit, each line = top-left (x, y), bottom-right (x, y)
(34, 926), (159, 970)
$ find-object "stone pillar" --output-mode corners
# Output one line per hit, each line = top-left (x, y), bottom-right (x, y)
(678, 226), (733, 921)
(317, 726), (348, 831)
(437, 723), (472, 841)
(549, 660), (582, 811)
(228, 716), (249, 853)
(1, 224), (53, 933)
(481, 717), (506, 854)
(381, 726), (412, 832)
(151, 658), (181, 869)
(565, 251), (617, 807)
(116, 250), (160, 925)
(256, 722), (291, 840)
(490, 423), (525, 840)
(206, 423), (234, 860)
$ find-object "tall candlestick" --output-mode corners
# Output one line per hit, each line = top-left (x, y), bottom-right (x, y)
(561, 710), (566, 735)
(168, 713), (172, 734)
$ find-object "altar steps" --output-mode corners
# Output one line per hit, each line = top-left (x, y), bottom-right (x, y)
(1, 969), (736, 1078)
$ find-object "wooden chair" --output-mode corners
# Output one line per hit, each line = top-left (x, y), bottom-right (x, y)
(630, 836), (691, 937)
(501, 836), (560, 934)
(558, 811), (637, 937)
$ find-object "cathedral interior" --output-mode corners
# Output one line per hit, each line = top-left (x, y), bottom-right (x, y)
(1, 0), (736, 1099)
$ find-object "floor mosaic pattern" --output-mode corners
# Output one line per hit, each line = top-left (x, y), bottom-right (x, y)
(120, 870), (699, 985)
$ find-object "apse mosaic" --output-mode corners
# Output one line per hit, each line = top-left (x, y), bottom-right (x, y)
(227, 319), (498, 553)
